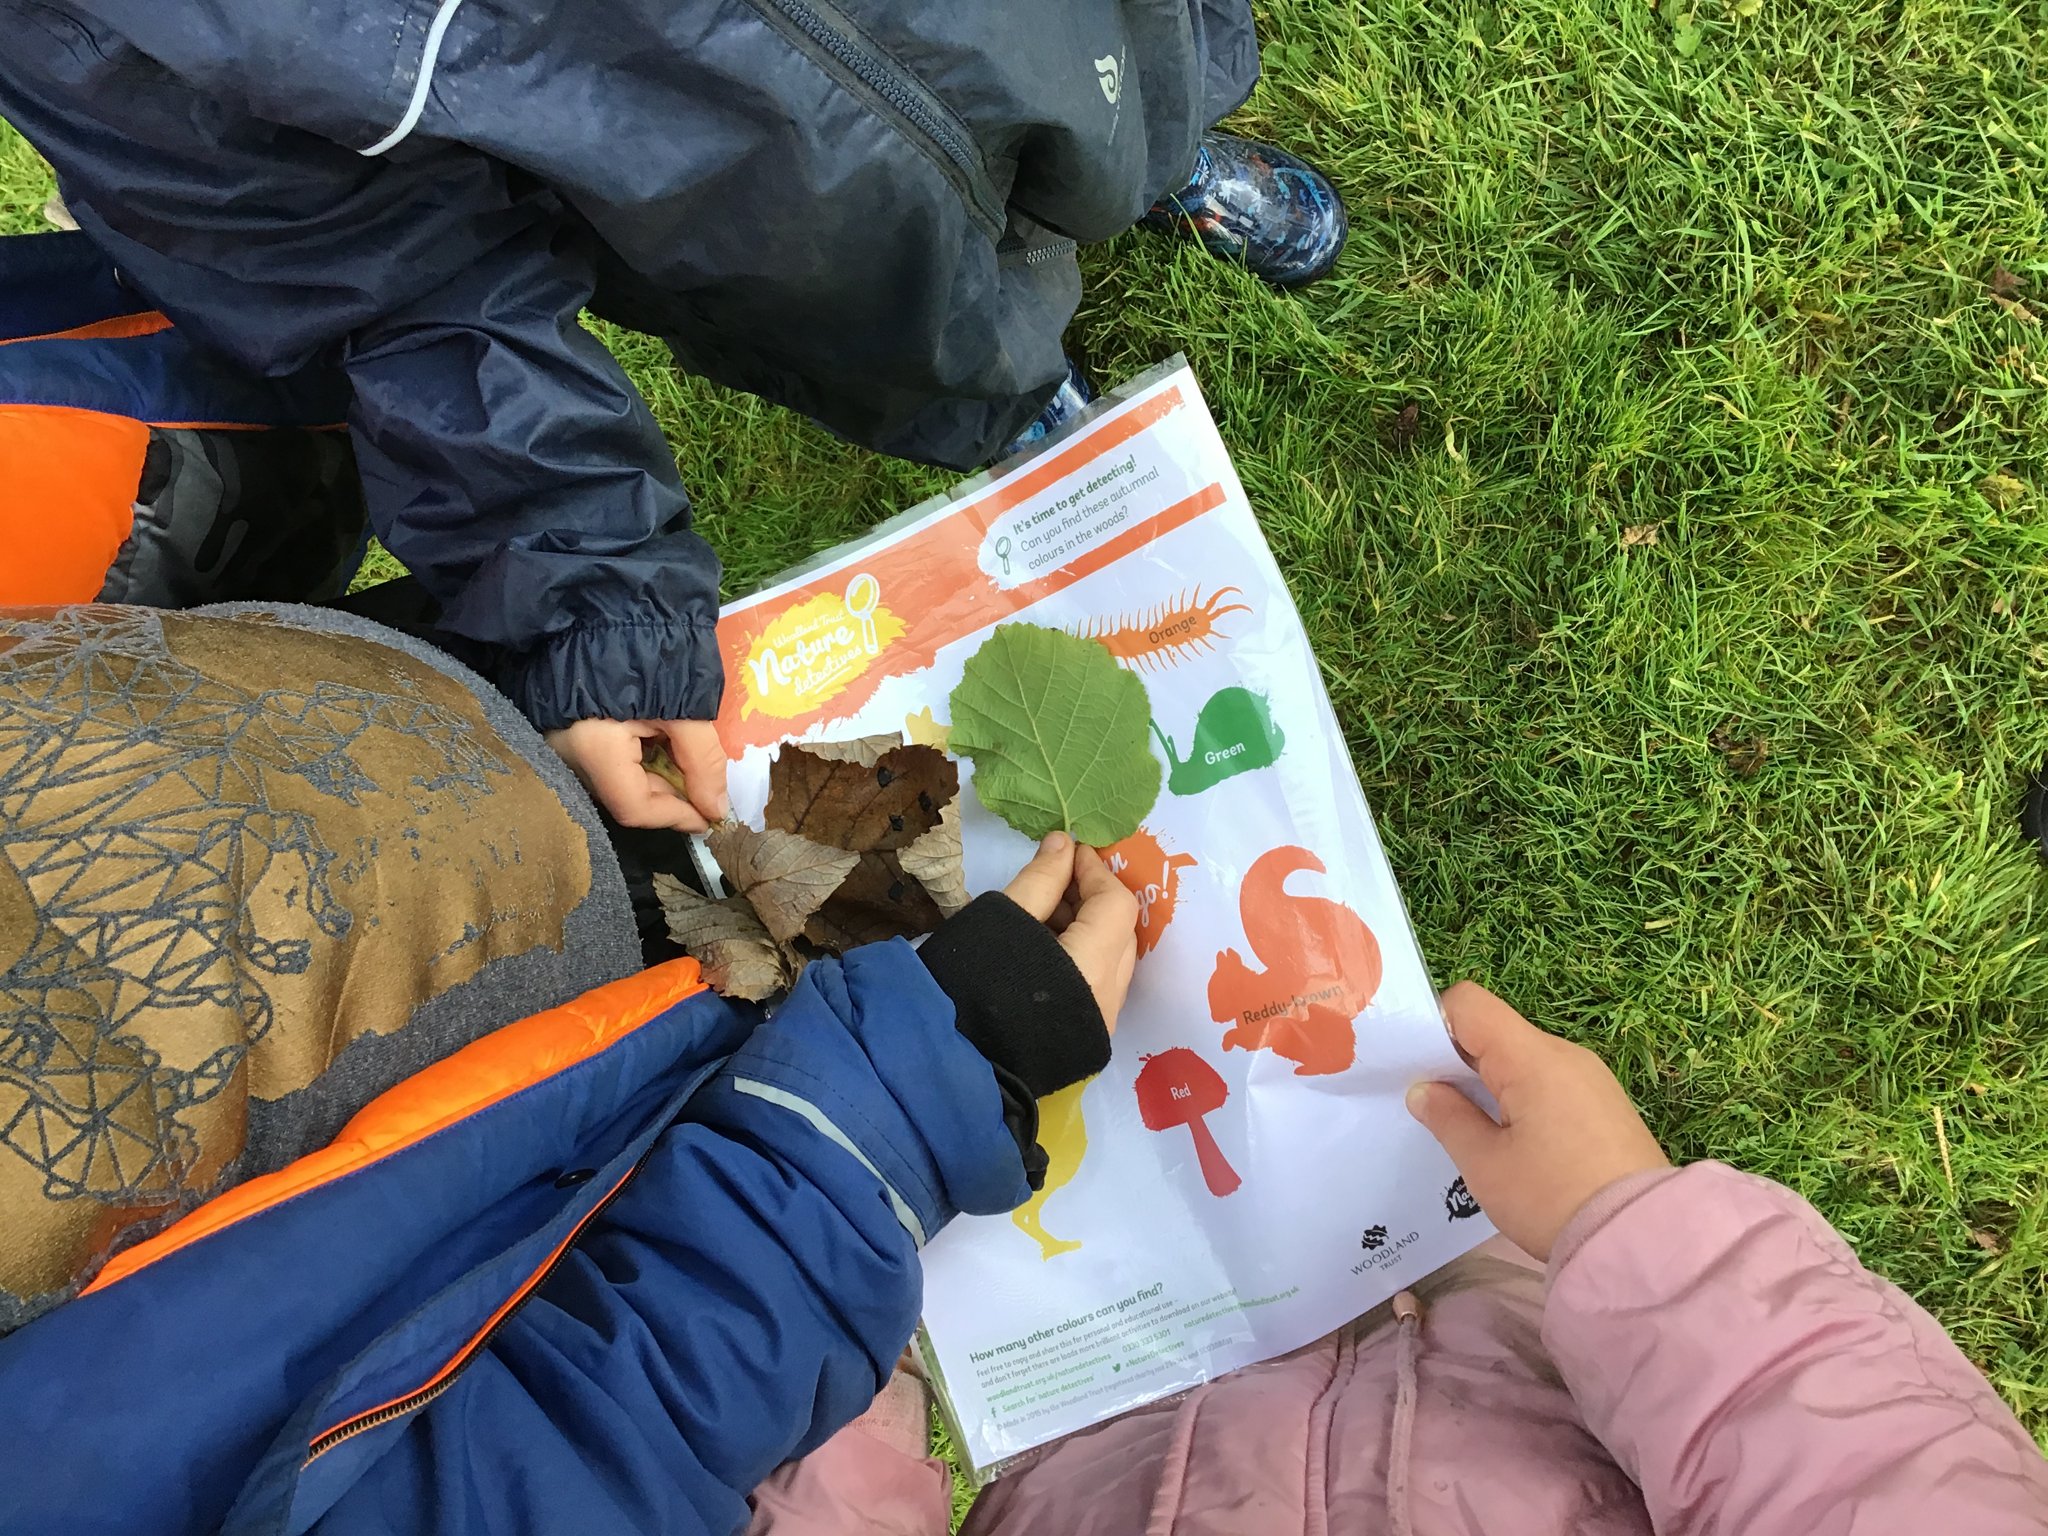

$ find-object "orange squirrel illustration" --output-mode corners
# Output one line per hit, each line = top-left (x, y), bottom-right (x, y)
(1208, 845), (1382, 1076)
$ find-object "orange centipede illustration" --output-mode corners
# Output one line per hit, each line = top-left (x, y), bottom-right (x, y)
(1073, 587), (1252, 672)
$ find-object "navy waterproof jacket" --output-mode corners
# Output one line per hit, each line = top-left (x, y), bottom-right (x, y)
(0, 0), (1256, 729)
(0, 944), (1033, 1535)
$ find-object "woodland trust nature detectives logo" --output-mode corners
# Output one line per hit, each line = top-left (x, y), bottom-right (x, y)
(738, 572), (904, 720)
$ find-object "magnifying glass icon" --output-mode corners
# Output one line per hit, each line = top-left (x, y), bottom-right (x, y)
(844, 572), (881, 654)
(994, 535), (1012, 577)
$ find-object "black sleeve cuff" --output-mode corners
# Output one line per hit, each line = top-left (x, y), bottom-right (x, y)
(989, 1063), (1051, 1192)
(918, 893), (1113, 1100)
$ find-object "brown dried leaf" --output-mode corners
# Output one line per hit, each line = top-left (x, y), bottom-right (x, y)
(707, 824), (860, 943)
(803, 851), (945, 950)
(1709, 723), (1770, 778)
(1388, 401), (1422, 450)
(1971, 1228), (2005, 1256)
(1990, 263), (2023, 299)
(897, 799), (967, 917)
(797, 733), (904, 767)
(654, 874), (797, 1002)
(767, 739), (957, 852)
(1991, 292), (2040, 327)
(1992, 346), (2048, 387)
(1622, 523), (1662, 548)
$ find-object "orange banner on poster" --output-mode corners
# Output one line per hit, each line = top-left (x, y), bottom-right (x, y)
(714, 386), (1224, 754)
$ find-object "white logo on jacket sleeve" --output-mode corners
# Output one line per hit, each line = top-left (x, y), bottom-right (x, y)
(1094, 53), (1123, 104)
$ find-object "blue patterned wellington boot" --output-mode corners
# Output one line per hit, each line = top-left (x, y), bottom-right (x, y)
(1142, 131), (1349, 287)
(999, 357), (1096, 460)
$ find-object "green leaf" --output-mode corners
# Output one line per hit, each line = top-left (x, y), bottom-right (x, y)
(948, 623), (1162, 845)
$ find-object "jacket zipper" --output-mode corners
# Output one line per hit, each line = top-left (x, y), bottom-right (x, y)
(997, 236), (1079, 268)
(751, 0), (1005, 240)
(303, 1152), (651, 1464)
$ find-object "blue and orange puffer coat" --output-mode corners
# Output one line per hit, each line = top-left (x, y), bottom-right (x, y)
(0, 232), (368, 610)
(0, 944), (1035, 1535)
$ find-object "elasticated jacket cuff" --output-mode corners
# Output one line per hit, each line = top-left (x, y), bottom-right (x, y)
(918, 893), (1113, 1099)
(500, 617), (723, 731)
(1545, 1165), (1683, 1286)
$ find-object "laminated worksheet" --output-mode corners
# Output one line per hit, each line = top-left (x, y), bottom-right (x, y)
(711, 359), (1490, 1476)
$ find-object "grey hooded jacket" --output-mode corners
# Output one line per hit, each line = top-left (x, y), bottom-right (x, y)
(0, 0), (1257, 726)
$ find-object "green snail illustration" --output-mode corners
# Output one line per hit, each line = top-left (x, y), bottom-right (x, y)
(1151, 686), (1286, 796)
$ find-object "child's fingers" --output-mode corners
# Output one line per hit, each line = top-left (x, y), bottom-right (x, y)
(1002, 833), (1077, 920)
(1056, 849), (1140, 1030)
(1438, 982), (1552, 1102)
(1111, 932), (1138, 1011)
(577, 737), (670, 826)
(1404, 1079), (1503, 1176)
(1043, 869), (1090, 933)
(658, 720), (731, 822)
(638, 793), (712, 834)
(618, 767), (711, 833)
(1062, 848), (1140, 962)
(1070, 843), (1130, 906)
(548, 720), (709, 832)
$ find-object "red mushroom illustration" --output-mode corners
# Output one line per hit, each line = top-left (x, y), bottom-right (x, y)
(1134, 1047), (1242, 1197)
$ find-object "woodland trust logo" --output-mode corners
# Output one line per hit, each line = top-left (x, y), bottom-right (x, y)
(1353, 1222), (1419, 1275)
(739, 572), (905, 721)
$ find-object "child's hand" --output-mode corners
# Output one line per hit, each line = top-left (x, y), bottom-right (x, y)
(545, 718), (730, 832)
(1406, 983), (1669, 1261)
(1001, 834), (1140, 1034)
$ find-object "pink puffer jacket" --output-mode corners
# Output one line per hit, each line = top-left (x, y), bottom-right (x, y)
(750, 1163), (2048, 1536)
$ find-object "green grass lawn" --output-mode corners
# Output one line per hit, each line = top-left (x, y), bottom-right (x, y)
(6, 0), (2046, 1457)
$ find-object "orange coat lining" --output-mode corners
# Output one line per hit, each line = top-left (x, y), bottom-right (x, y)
(0, 311), (174, 346)
(0, 404), (149, 604)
